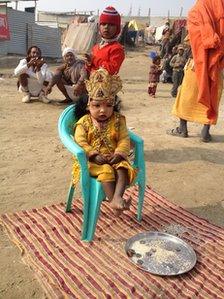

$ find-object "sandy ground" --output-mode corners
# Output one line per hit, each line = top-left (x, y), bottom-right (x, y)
(0, 48), (224, 298)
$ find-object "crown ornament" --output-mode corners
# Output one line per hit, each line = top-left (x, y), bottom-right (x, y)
(85, 68), (122, 102)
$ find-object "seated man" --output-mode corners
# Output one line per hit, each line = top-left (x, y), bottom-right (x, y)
(14, 46), (52, 103)
(45, 48), (87, 103)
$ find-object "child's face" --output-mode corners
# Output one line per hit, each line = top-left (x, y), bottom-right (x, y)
(178, 49), (184, 56)
(100, 23), (117, 39)
(154, 59), (161, 66)
(89, 99), (114, 122)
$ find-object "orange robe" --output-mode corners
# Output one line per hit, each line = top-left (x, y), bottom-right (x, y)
(172, 59), (223, 125)
(188, 0), (224, 123)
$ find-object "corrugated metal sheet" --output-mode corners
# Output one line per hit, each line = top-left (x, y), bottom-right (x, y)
(0, 42), (7, 55)
(0, 8), (62, 57)
(28, 24), (62, 58)
(6, 8), (35, 55)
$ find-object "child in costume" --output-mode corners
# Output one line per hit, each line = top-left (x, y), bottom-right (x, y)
(85, 6), (125, 75)
(73, 69), (137, 215)
(148, 55), (162, 98)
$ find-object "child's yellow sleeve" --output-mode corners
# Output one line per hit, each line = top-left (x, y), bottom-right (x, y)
(74, 124), (98, 158)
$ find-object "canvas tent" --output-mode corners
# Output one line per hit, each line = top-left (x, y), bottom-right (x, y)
(155, 25), (166, 42)
(62, 22), (98, 54)
(128, 19), (146, 31)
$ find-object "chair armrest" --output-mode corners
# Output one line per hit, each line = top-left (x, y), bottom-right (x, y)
(128, 130), (145, 170)
(59, 133), (84, 155)
(60, 133), (88, 167)
(128, 130), (143, 145)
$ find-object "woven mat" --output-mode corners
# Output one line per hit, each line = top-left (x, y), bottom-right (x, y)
(1, 186), (224, 299)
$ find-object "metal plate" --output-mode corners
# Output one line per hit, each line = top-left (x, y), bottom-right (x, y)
(125, 231), (197, 276)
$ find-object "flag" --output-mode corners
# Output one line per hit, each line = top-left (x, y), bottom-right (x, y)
(0, 13), (10, 40)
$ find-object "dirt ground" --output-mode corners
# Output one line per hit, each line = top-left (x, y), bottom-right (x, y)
(0, 48), (224, 298)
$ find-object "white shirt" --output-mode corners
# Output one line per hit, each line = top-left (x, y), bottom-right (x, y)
(14, 58), (52, 85)
(14, 58), (52, 97)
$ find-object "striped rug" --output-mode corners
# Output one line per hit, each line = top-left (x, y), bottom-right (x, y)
(1, 186), (224, 299)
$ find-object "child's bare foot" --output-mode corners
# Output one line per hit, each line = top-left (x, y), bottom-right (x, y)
(113, 209), (123, 216)
(123, 196), (132, 210)
(110, 195), (124, 210)
(110, 196), (132, 216)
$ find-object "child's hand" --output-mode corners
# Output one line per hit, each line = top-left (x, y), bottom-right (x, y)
(108, 154), (124, 165)
(91, 154), (107, 165)
(84, 53), (92, 66)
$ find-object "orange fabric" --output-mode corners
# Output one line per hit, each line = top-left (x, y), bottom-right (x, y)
(172, 59), (223, 125)
(187, 0), (224, 123)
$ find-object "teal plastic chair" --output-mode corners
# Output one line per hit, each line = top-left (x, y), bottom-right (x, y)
(58, 104), (146, 241)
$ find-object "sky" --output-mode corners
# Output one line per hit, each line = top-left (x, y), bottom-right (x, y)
(14, 0), (196, 17)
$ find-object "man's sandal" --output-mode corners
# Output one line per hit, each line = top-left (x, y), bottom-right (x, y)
(166, 127), (188, 138)
(201, 134), (212, 143)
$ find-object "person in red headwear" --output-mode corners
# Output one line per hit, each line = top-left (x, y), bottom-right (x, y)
(85, 6), (125, 75)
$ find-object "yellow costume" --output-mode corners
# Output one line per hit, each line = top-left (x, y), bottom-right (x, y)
(172, 58), (223, 125)
(72, 112), (137, 185)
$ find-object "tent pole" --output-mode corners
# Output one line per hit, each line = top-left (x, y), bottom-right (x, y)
(148, 8), (151, 25)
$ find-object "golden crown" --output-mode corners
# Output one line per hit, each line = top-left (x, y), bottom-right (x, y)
(85, 68), (122, 102)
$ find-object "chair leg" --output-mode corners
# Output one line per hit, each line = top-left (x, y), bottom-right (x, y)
(65, 182), (75, 212)
(137, 181), (145, 221)
(65, 180), (90, 240)
(81, 189), (90, 241)
(83, 181), (105, 242)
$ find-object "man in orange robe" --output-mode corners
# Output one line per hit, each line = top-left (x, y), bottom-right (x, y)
(188, 0), (224, 129)
(167, 1), (224, 142)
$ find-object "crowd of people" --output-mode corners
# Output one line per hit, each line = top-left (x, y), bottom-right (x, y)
(148, 26), (190, 99)
(13, 0), (224, 214)
(148, 0), (224, 143)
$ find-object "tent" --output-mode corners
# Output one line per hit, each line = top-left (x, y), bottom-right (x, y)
(155, 25), (166, 42)
(128, 19), (146, 31)
(62, 22), (98, 54)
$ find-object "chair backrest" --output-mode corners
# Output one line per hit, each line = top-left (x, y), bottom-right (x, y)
(58, 104), (85, 158)
(58, 104), (76, 138)
(58, 104), (145, 182)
